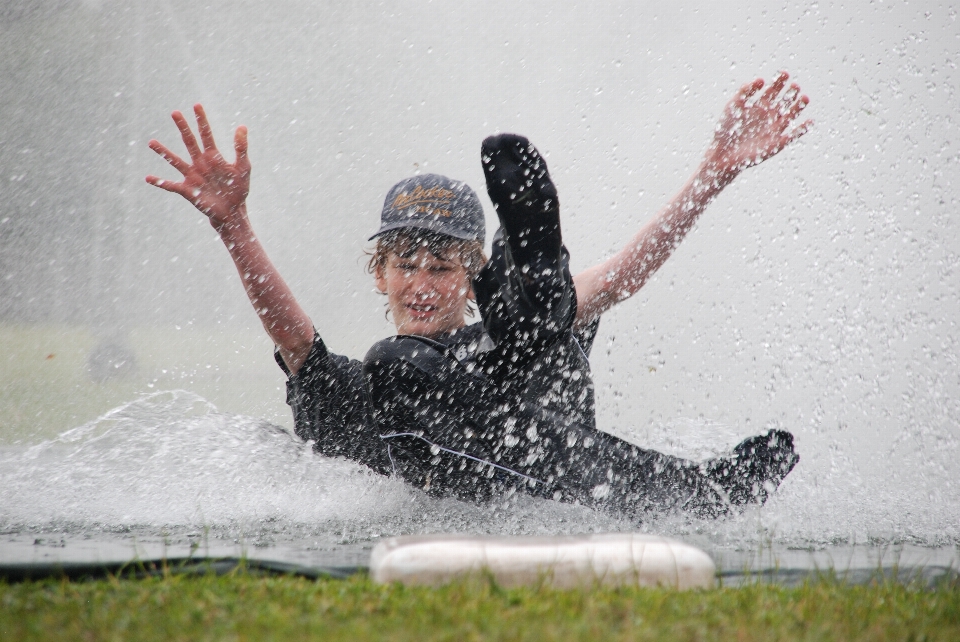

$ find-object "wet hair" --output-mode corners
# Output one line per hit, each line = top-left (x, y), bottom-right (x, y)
(365, 228), (488, 319)
(365, 229), (487, 281)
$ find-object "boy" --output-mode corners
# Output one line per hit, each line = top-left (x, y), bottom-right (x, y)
(147, 72), (811, 518)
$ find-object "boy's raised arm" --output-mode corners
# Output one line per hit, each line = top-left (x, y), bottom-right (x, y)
(146, 104), (315, 374)
(573, 72), (812, 328)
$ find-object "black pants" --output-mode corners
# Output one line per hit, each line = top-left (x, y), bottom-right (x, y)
(365, 335), (740, 518)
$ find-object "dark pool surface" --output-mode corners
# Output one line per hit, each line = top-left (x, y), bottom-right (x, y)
(3, 529), (957, 587)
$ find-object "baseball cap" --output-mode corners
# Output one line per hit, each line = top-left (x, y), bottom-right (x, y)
(369, 174), (485, 242)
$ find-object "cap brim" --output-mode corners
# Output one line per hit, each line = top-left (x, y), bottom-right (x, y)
(368, 219), (483, 242)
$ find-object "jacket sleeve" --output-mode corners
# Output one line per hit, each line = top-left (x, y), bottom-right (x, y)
(275, 332), (393, 476)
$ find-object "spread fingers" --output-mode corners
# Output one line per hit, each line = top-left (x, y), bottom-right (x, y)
(234, 125), (248, 166)
(783, 94), (810, 123)
(778, 84), (800, 113)
(145, 174), (186, 196)
(194, 104), (218, 152)
(737, 78), (766, 107)
(148, 139), (190, 175)
(172, 110), (203, 160)
(759, 71), (790, 105)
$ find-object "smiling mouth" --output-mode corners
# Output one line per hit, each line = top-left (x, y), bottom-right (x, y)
(406, 303), (438, 317)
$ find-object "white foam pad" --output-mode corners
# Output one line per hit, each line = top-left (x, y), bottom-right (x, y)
(370, 533), (715, 589)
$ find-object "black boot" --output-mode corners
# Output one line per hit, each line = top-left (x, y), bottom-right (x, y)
(481, 133), (562, 264)
(476, 134), (576, 351)
(705, 429), (799, 507)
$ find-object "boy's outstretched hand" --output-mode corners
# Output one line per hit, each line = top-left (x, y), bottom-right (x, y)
(146, 104), (250, 231)
(704, 71), (812, 182)
(573, 71), (812, 327)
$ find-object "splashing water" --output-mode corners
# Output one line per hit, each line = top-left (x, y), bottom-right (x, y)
(0, 392), (630, 565)
(1, 391), (957, 568)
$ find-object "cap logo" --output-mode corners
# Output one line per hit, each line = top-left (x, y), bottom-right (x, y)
(392, 185), (456, 216)
(372, 174), (484, 241)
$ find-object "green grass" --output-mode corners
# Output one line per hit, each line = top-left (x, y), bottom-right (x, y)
(1, 573), (958, 641)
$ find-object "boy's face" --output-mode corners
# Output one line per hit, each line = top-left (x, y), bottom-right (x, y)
(375, 245), (474, 337)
